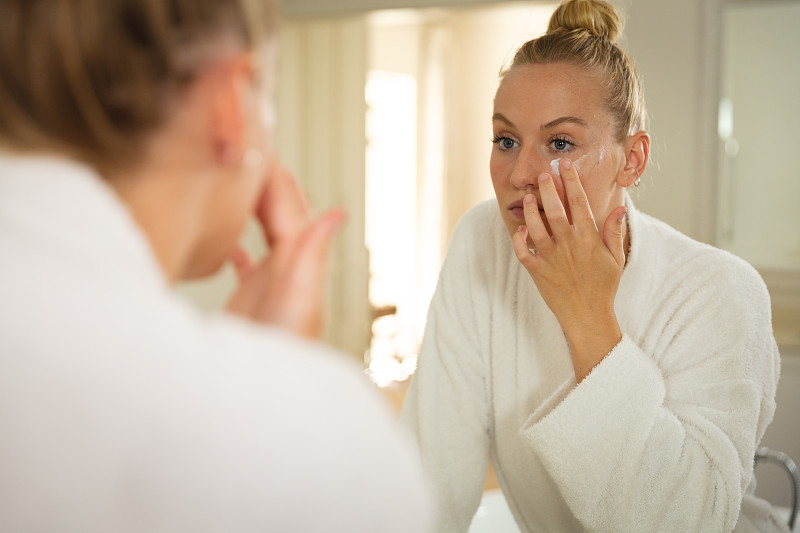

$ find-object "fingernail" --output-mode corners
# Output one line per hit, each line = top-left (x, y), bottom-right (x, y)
(539, 174), (550, 183)
(524, 194), (535, 204)
(617, 207), (628, 222)
(562, 158), (572, 170)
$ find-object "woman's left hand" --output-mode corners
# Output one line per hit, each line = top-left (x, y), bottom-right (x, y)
(511, 158), (627, 382)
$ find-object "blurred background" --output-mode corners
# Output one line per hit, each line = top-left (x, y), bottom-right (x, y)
(179, 0), (799, 523)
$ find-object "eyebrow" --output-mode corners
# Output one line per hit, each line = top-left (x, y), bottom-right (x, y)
(491, 113), (515, 128)
(541, 116), (588, 129)
(491, 112), (588, 130)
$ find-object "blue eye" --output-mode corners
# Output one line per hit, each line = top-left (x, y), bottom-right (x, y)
(493, 136), (519, 150)
(549, 137), (575, 152)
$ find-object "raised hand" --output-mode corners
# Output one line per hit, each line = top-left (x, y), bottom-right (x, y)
(226, 160), (345, 339)
(511, 157), (627, 382)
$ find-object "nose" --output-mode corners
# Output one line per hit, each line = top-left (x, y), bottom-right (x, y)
(509, 148), (548, 191)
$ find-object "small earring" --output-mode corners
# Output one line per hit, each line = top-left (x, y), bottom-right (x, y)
(634, 178), (641, 187)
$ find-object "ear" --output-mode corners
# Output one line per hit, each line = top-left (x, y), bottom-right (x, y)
(616, 131), (650, 188)
(203, 52), (256, 166)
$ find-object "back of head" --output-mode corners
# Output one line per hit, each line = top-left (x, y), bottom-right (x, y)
(502, 0), (646, 141)
(0, 0), (276, 170)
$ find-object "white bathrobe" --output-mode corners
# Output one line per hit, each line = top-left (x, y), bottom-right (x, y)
(401, 199), (787, 532)
(0, 154), (433, 533)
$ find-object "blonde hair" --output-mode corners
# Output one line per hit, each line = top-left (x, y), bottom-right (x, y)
(0, 0), (277, 168)
(502, 0), (646, 142)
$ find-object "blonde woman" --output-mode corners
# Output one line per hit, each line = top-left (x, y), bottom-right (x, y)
(0, 1), (431, 531)
(402, 0), (784, 531)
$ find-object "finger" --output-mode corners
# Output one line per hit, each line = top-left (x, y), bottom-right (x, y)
(538, 173), (569, 235)
(284, 209), (347, 338)
(294, 209), (347, 277)
(278, 163), (312, 219)
(522, 193), (550, 251)
(559, 158), (596, 230)
(229, 245), (255, 282)
(286, 167), (312, 215)
(260, 161), (312, 245)
(512, 225), (539, 268)
(602, 205), (628, 268)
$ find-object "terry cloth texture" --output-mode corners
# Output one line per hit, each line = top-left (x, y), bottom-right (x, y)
(402, 198), (787, 533)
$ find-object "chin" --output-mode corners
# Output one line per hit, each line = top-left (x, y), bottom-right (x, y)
(181, 256), (228, 281)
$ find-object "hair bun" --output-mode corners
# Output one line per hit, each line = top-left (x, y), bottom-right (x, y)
(547, 0), (623, 42)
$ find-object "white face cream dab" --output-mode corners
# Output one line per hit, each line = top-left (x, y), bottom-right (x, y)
(549, 154), (591, 177)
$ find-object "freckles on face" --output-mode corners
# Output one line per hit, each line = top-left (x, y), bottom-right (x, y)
(489, 62), (625, 237)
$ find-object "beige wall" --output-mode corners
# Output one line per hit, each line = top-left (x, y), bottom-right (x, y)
(720, 3), (800, 269)
(616, 0), (708, 238)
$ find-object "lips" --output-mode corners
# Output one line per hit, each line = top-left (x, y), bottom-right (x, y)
(507, 197), (544, 220)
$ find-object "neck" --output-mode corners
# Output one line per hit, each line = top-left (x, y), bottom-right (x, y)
(106, 163), (207, 284)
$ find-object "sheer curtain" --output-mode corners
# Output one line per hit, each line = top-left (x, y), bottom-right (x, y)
(275, 16), (372, 358)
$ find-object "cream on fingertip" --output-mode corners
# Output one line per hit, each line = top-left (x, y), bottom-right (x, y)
(550, 158), (561, 176)
(549, 154), (588, 177)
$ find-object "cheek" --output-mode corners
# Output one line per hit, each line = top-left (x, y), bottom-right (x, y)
(579, 168), (617, 219)
(489, 152), (508, 191)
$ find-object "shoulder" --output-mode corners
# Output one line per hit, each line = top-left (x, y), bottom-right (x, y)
(128, 304), (427, 494)
(640, 211), (766, 289)
(632, 209), (771, 323)
(184, 310), (382, 411)
(197, 316), (435, 522)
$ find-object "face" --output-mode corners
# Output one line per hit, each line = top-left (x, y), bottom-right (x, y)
(490, 62), (629, 240)
(184, 41), (277, 279)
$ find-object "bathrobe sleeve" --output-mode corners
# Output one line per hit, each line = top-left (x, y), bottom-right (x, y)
(520, 253), (781, 532)
(401, 206), (495, 533)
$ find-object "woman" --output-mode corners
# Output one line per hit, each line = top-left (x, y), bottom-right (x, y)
(401, 0), (785, 531)
(0, 1), (432, 531)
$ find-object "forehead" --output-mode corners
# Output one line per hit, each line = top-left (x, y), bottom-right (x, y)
(493, 62), (607, 124)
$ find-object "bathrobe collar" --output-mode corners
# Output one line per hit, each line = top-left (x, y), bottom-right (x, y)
(0, 152), (168, 291)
